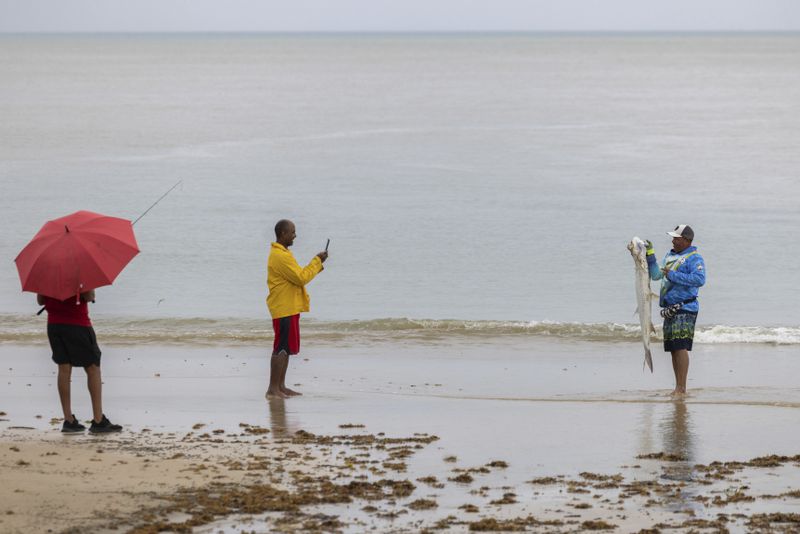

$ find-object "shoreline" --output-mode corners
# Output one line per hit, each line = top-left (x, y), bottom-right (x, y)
(2, 313), (800, 347)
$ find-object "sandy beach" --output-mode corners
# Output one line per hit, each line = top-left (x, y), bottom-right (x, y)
(2, 336), (800, 533)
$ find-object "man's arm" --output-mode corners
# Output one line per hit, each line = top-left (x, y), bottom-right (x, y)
(274, 254), (325, 287)
(646, 251), (664, 281)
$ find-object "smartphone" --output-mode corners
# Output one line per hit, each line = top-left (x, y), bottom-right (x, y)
(325, 238), (330, 252)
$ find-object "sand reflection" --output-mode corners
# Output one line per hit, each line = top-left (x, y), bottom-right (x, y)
(661, 401), (694, 466)
(267, 397), (296, 437)
(659, 401), (701, 516)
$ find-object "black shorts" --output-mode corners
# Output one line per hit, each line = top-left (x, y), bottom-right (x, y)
(47, 324), (102, 367)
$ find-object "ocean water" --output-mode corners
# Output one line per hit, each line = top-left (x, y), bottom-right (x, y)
(1, 33), (799, 342)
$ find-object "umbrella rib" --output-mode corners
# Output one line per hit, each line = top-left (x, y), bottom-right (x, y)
(65, 233), (82, 298)
(74, 228), (140, 254)
(14, 234), (64, 288)
(14, 233), (63, 264)
(70, 239), (117, 287)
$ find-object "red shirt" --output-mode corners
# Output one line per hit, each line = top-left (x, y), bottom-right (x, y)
(44, 296), (92, 327)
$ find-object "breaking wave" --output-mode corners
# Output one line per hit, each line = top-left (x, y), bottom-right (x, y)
(0, 314), (798, 346)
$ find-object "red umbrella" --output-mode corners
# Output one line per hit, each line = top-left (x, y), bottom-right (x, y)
(15, 210), (140, 301)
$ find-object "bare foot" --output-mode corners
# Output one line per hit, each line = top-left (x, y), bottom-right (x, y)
(281, 387), (302, 396)
(266, 388), (288, 399)
(670, 389), (687, 399)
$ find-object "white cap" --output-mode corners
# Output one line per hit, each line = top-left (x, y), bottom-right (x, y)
(667, 224), (694, 241)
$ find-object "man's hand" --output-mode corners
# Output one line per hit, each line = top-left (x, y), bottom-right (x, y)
(317, 251), (328, 263)
(645, 240), (655, 256)
(661, 267), (670, 279)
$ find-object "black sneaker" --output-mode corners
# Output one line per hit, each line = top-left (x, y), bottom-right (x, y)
(89, 415), (122, 434)
(61, 415), (86, 433)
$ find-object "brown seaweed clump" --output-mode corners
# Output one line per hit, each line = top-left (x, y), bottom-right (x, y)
(580, 472), (623, 483)
(489, 492), (517, 505)
(711, 488), (755, 506)
(743, 454), (800, 468)
(416, 476), (444, 489)
(382, 462), (407, 472)
(241, 425), (269, 435)
(407, 498), (438, 510)
(528, 476), (561, 485)
(636, 452), (688, 462)
(746, 513), (800, 530)
(581, 519), (618, 530)
(651, 517), (730, 533)
(468, 518), (528, 532)
(125, 475), (419, 533)
(468, 515), (564, 532)
(290, 429), (438, 448)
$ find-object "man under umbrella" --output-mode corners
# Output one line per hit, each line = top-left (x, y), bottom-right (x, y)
(15, 211), (139, 433)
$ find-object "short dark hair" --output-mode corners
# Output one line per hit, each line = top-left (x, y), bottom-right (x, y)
(274, 219), (292, 239)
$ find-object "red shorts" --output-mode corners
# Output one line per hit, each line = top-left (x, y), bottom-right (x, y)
(272, 314), (300, 355)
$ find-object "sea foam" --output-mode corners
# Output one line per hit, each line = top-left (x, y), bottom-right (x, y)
(1, 314), (798, 346)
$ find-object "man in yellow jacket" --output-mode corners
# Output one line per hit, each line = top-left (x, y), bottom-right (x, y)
(266, 219), (327, 398)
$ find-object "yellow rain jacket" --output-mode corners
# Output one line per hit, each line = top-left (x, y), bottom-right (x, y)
(266, 242), (324, 319)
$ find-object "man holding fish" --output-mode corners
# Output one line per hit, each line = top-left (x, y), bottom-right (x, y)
(647, 225), (706, 397)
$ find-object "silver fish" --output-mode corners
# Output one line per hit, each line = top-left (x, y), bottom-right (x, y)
(627, 236), (656, 372)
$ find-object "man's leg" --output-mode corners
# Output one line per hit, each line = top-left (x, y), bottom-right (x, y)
(85, 364), (103, 423)
(57, 364), (73, 421)
(279, 355), (301, 396)
(277, 315), (301, 396)
(670, 349), (690, 396)
(267, 351), (289, 398)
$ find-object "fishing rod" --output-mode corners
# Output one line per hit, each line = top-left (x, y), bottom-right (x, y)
(35, 180), (183, 315)
(132, 180), (182, 226)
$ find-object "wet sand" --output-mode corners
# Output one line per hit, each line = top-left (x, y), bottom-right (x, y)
(1, 338), (800, 532)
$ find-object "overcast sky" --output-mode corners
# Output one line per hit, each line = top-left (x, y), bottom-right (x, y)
(1, 0), (799, 33)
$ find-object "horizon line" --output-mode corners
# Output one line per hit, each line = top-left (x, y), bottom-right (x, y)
(2, 29), (800, 36)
